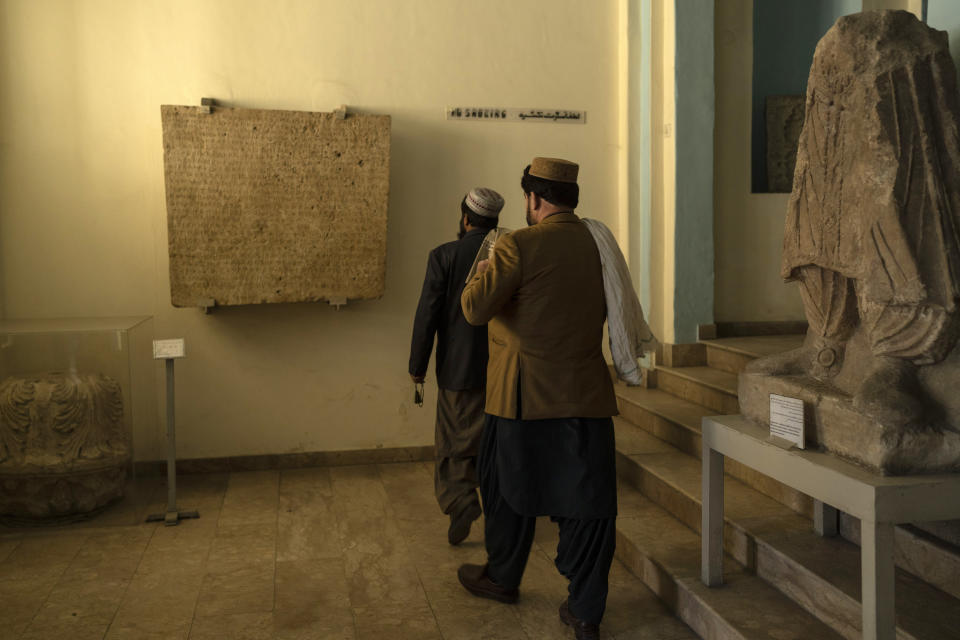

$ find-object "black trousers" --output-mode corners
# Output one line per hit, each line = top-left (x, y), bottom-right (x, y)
(478, 416), (617, 626)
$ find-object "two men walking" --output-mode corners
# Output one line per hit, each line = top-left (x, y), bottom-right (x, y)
(409, 158), (620, 640)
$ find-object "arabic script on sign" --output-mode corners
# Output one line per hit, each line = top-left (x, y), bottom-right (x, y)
(446, 107), (587, 124)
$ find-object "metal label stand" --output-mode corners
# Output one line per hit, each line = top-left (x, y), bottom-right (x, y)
(147, 350), (199, 526)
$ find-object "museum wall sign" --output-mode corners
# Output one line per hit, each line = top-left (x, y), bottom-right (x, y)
(160, 104), (391, 308)
(741, 11), (960, 475)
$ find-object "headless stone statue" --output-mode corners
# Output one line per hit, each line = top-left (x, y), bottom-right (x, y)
(742, 10), (960, 474)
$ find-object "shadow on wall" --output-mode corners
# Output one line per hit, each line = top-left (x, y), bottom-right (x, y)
(927, 0), (960, 78)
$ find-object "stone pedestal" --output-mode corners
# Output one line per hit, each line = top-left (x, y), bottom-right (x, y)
(739, 367), (960, 475)
(0, 372), (130, 522)
(701, 415), (960, 640)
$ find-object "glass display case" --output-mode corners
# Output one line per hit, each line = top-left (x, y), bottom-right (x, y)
(0, 317), (155, 521)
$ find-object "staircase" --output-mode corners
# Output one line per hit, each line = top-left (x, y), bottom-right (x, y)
(612, 334), (960, 640)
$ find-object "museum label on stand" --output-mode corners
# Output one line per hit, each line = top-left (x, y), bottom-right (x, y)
(153, 339), (186, 359)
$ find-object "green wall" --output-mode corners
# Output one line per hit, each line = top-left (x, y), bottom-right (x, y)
(751, 0), (862, 192)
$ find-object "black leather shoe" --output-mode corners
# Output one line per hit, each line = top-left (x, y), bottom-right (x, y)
(559, 599), (600, 640)
(448, 501), (482, 545)
(457, 563), (519, 604)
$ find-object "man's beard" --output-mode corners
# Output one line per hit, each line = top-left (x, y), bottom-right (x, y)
(458, 217), (466, 239)
(525, 201), (535, 227)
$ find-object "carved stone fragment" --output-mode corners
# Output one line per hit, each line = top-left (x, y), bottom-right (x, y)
(741, 11), (960, 474)
(0, 372), (130, 521)
(765, 95), (805, 193)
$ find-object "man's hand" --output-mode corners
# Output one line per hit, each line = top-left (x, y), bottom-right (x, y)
(410, 374), (425, 383)
(476, 259), (490, 274)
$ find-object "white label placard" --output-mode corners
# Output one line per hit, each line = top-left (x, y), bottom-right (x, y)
(153, 338), (186, 359)
(446, 106), (586, 124)
(769, 394), (804, 449)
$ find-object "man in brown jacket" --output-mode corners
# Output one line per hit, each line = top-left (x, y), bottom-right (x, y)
(456, 157), (618, 640)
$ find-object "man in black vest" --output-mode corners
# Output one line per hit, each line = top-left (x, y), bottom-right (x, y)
(409, 187), (504, 544)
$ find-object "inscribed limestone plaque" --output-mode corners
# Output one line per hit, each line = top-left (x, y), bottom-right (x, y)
(161, 105), (390, 307)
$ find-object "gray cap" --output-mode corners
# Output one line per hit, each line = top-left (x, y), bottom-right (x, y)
(464, 187), (504, 218)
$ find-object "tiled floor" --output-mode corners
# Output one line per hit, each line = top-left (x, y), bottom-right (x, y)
(0, 463), (697, 639)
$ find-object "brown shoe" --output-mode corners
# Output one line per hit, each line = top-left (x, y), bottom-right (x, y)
(448, 501), (482, 545)
(559, 599), (600, 640)
(457, 563), (518, 604)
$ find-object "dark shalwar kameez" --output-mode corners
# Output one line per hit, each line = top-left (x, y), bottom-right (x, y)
(479, 412), (617, 626)
(409, 227), (490, 516)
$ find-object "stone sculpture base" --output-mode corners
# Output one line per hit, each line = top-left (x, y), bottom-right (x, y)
(741, 322), (960, 476)
(0, 461), (127, 524)
(739, 370), (960, 475)
(0, 372), (130, 523)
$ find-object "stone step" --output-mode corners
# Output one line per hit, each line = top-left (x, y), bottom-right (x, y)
(614, 385), (813, 517)
(614, 482), (844, 640)
(621, 331), (960, 606)
(838, 515), (960, 603)
(909, 520), (960, 548)
(614, 420), (960, 639)
(753, 521), (960, 640)
(700, 321), (809, 340)
(700, 335), (805, 374)
(615, 420), (806, 566)
(654, 365), (740, 414)
(616, 386), (704, 458)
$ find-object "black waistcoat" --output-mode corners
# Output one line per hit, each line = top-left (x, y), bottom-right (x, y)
(409, 228), (489, 390)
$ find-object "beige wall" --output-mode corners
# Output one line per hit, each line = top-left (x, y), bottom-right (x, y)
(648, 0), (676, 342)
(0, 0), (621, 460)
(713, 0), (804, 322)
(863, 0), (923, 14)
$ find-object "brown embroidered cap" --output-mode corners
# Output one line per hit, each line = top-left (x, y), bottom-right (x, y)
(528, 157), (579, 184)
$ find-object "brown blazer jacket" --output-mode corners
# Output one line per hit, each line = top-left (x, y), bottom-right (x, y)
(461, 212), (618, 420)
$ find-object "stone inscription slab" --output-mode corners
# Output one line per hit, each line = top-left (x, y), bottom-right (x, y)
(161, 105), (390, 307)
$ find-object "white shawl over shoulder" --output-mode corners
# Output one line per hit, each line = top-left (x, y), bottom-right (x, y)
(581, 218), (657, 386)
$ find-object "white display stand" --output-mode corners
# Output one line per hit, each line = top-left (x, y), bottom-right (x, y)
(700, 414), (960, 640)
